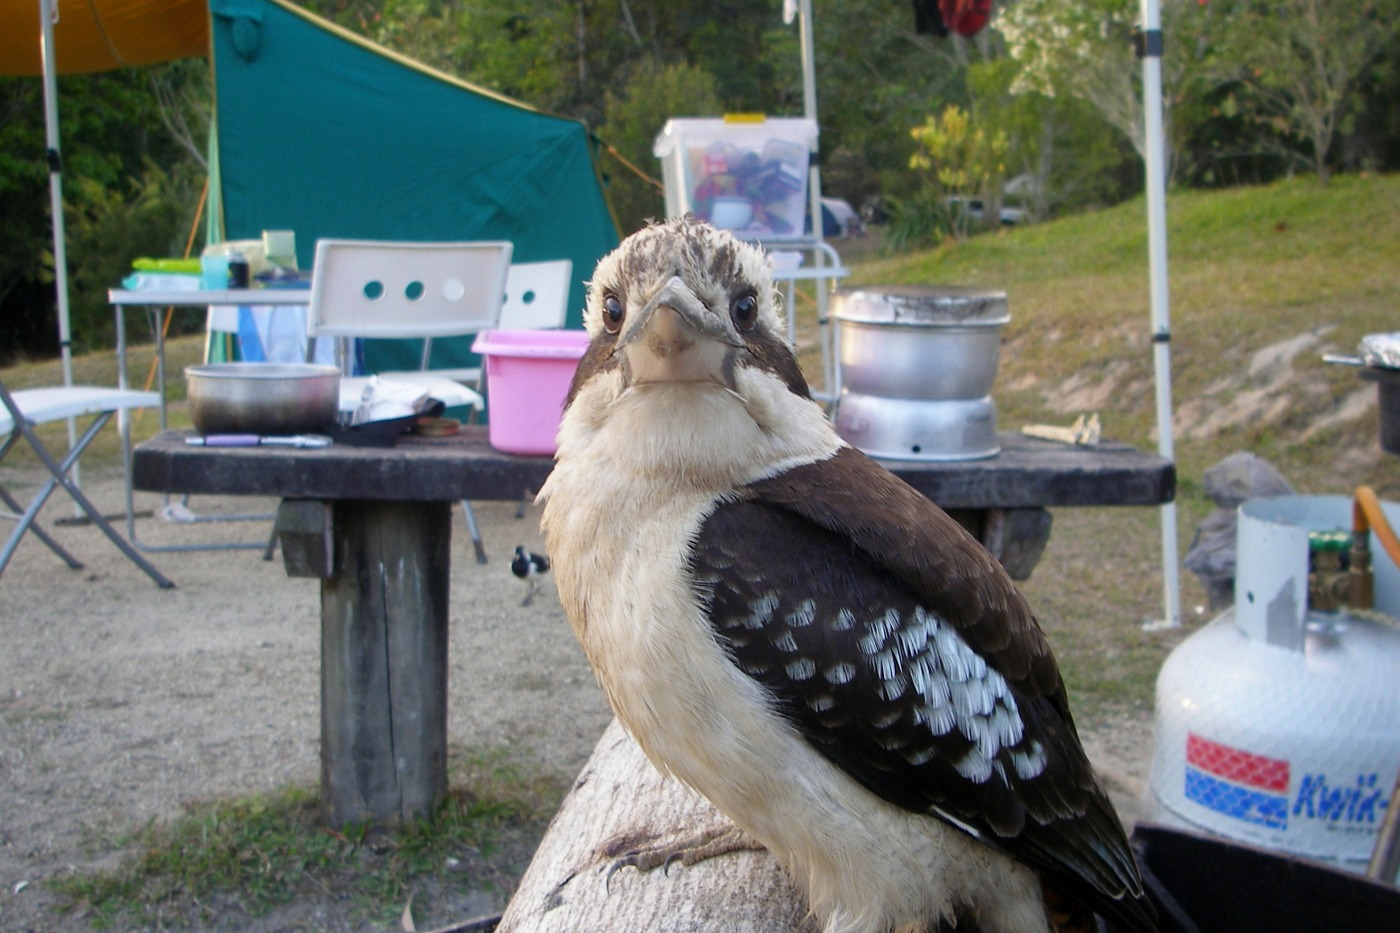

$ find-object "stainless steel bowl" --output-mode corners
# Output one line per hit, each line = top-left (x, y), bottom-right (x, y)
(185, 363), (340, 435)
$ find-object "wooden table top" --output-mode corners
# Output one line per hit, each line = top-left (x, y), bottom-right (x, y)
(132, 427), (1174, 510)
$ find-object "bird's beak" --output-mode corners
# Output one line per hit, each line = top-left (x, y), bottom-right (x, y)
(616, 275), (742, 387)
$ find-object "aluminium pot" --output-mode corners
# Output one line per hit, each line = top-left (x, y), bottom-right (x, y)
(185, 362), (340, 436)
(831, 286), (1008, 461)
(833, 285), (1009, 400)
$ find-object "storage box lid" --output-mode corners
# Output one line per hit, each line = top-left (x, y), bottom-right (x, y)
(833, 285), (1009, 327)
(653, 116), (819, 158)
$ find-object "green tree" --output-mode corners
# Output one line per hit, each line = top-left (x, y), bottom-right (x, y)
(598, 57), (724, 236)
(1223, 0), (1400, 183)
(806, 0), (976, 205)
(908, 104), (1008, 240)
(965, 57), (1128, 220)
(996, 0), (1225, 185)
(0, 63), (207, 362)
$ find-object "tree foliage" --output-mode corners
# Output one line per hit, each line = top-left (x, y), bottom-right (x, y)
(1, 64), (208, 361)
(1219, 0), (1400, 183)
(909, 105), (1008, 240)
(599, 57), (724, 237)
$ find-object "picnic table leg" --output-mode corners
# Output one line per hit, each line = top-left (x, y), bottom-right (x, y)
(320, 499), (450, 829)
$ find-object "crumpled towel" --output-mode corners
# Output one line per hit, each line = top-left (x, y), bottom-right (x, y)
(352, 376), (435, 426)
(1359, 333), (1400, 369)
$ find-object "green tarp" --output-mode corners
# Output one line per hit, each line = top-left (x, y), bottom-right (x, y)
(207, 0), (618, 372)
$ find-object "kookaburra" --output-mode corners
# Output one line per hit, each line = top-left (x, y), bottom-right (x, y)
(539, 216), (1158, 933)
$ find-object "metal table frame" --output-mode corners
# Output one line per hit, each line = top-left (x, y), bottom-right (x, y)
(108, 287), (314, 553)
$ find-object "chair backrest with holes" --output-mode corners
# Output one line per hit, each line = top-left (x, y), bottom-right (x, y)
(499, 260), (574, 331)
(307, 239), (514, 340)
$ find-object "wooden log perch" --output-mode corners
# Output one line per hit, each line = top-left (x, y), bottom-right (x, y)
(498, 719), (820, 932)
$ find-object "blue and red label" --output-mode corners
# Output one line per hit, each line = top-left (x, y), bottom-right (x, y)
(1184, 733), (1291, 829)
(1183, 733), (1391, 833)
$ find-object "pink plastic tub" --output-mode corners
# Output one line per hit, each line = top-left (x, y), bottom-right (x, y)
(472, 329), (590, 455)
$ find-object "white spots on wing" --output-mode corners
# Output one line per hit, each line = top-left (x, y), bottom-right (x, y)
(906, 746), (936, 766)
(744, 593), (779, 629)
(832, 608), (857, 631)
(786, 598), (816, 627)
(954, 747), (993, 783)
(917, 703), (957, 737)
(785, 658), (817, 681)
(879, 671), (909, 703)
(871, 706), (903, 729)
(871, 648), (899, 683)
(897, 623), (929, 657)
(854, 605), (1030, 783)
(1011, 740), (1047, 780)
(858, 608), (901, 656)
(823, 661), (857, 684)
(771, 630), (799, 654)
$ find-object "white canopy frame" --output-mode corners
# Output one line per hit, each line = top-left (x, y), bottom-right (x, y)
(1140, 0), (1181, 629)
(38, 0), (81, 476)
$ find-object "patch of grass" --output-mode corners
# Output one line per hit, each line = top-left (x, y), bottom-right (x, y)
(49, 747), (567, 930)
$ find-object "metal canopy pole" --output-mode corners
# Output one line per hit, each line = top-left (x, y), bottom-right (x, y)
(1139, 0), (1181, 629)
(791, 0), (839, 398)
(39, 0), (83, 500)
(39, 0), (74, 390)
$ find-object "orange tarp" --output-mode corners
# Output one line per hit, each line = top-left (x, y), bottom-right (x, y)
(1, 0), (208, 76)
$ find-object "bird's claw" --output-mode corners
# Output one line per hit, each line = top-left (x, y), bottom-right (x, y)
(601, 827), (761, 893)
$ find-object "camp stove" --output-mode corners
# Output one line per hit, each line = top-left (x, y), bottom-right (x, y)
(831, 285), (1008, 461)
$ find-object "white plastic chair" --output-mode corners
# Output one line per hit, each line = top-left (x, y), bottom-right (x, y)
(0, 378), (173, 587)
(305, 238), (514, 418)
(501, 259), (574, 331)
(305, 238), (514, 562)
(425, 259), (575, 388)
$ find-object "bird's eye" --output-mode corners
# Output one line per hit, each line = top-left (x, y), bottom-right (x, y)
(730, 292), (759, 333)
(602, 294), (625, 334)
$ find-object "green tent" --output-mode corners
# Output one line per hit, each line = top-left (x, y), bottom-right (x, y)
(207, 0), (619, 372)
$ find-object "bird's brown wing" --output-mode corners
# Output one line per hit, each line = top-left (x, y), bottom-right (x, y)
(689, 447), (1157, 933)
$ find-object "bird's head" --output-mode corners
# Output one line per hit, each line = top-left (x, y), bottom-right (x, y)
(569, 216), (811, 405)
(550, 216), (839, 487)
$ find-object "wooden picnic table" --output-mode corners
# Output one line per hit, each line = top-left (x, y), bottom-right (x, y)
(131, 426), (1173, 829)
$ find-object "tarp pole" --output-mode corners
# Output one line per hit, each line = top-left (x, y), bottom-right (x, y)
(794, 0), (835, 397)
(1140, 0), (1181, 629)
(39, 0), (82, 499)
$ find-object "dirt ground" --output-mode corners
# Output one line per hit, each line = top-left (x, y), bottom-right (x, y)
(0, 466), (1155, 933)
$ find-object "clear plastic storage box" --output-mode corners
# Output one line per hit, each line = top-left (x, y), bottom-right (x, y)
(653, 117), (818, 241)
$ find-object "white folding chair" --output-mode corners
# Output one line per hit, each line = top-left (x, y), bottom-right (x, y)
(0, 378), (173, 588)
(305, 238), (514, 562)
(306, 239), (514, 417)
(502, 259), (573, 331)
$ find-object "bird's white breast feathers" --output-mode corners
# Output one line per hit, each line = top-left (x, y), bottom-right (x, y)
(540, 368), (1050, 933)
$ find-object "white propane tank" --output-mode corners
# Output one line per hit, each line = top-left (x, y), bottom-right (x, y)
(1146, 495), (1400, 874)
